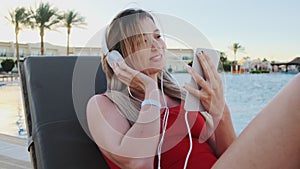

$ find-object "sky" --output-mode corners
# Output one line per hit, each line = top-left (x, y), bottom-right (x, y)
(0, 0), (299, 62)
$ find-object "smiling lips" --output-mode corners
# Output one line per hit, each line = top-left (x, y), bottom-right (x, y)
(150, 54), (162, 62)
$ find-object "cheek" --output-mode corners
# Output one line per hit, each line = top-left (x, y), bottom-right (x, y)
(158, 39), (167, 50)
(127, 51), (150, 71)
(162, 41), (166, 49)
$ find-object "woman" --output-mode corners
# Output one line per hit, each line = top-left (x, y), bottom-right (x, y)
(87, 8), (234, 169)
(87, 8), (300, 169)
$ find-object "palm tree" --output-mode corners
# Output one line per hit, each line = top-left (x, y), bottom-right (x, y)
(220, 52), (227, 65)
(30, 2), (60, 55)
(61, 10), (86, 55)
(233, 43), (242, 63)
(5, 7), (30, 69)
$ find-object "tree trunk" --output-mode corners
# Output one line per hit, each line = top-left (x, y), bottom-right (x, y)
(15, 31), (20, 71)
(233, 50), (237, 62)
(67, 27), (70, 55)
(40, 28), (44, 55)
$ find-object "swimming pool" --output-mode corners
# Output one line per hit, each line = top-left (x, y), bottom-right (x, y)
(173, 72), (296, 135)
(0, 73), (296, 137)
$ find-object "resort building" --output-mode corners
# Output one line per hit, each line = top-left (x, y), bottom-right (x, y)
(0, 41), (102, 58)
(0, 41), (193, 72)
(271, 57), (300, 73)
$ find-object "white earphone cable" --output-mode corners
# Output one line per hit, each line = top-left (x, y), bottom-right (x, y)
(157, 71), (193, 169)
(157, 71), (170, 169)
(183, 111), (193, 169)
(165, 71), (193, 169)
(127, 87), (143, 102)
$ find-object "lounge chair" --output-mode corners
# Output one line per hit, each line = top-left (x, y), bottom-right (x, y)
(20, 56), (109, 169)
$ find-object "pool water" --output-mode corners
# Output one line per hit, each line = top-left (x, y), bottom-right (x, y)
(173, 73), (296, 135)
(0, 73), (296, 137)
(0, 81), (26, 138)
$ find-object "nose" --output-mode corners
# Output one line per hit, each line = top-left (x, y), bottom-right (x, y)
(151, 39), (161, 50)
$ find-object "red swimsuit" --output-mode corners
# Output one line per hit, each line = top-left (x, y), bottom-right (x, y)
(103, 101), (217, 169)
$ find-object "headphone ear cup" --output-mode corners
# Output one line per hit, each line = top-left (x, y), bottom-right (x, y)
(107, 50), (124, 68)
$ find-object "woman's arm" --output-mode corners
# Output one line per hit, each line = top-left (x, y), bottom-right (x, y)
(87, 84), (160, 169)
(87, 61), (161, 169)
(212, 72), (300, 169)
(208, 104), (236, 157)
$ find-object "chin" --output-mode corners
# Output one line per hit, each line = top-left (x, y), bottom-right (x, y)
(142, 66), (164, 75)
(139, 59), (166, 74)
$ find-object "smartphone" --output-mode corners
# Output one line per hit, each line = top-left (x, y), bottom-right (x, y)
(184, 48), (220, 111)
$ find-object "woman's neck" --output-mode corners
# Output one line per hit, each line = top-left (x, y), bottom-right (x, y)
(148, 72), (159, 82)
(129, 87), (180, 108)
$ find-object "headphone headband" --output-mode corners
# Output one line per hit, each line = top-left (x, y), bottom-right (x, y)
(101, 26), (109, 56)
(101, 25), (124, 68)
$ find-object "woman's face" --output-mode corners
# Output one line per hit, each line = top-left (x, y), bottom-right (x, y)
(126, 17), (167, 74)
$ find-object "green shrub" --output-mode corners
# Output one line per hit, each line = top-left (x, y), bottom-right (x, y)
(261, 70), (270, 73)
(168, 67), (173, 73)
(1, 59), (15, 72)
(250, 70), (270, 74)
(250, 70), (260, 74)
(221, 64), (231, 72)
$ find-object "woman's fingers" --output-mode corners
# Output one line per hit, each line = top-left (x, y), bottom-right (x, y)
(201, 51), (221, 81)
(186, 65), (212, 95)
(185, 51), (225, 116)
(183, 83), (205, 99)
(112, 61), (139, 85)
(118, 61), (139, 76)
(112, 60), (156, 90)
(196, 52), (211, 82)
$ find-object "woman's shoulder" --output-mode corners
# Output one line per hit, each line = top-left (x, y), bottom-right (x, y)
(87, 94), (115, 114)
(86, 94), (131, 135)
(89, 94), (110, 102)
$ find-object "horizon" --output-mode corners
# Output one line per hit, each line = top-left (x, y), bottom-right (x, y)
(1, 41), (299, 63)
(0, 0), (299, 62)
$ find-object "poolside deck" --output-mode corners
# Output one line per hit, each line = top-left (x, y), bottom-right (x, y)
(0, 133), (32, 169)
(0, 78), (32, 168)
(0, 73), (19, 82)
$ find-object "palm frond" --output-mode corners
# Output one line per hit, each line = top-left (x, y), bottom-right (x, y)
(61, 10), (87, 55)
(62, 10), (87, 28)
(29, 2), (61, 55)
(5, 7), (31, 30)
(31, 2), (60, 30)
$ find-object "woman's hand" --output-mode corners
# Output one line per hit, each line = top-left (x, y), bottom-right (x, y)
(183, 51), (225, 120)
(183, 52), (236, 156)
(111, 60), (156, 90)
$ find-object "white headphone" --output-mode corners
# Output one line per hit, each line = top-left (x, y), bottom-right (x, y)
(101, 26), (124, 68)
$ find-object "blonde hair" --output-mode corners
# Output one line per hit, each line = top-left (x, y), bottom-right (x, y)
(101, 9), (185, 125)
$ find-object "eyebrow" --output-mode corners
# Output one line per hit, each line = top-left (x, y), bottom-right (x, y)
(154, 29), (160, 33)
(142, 29), (160, 35)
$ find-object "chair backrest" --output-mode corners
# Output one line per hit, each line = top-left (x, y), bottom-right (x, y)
(20, 56), (109, 169)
